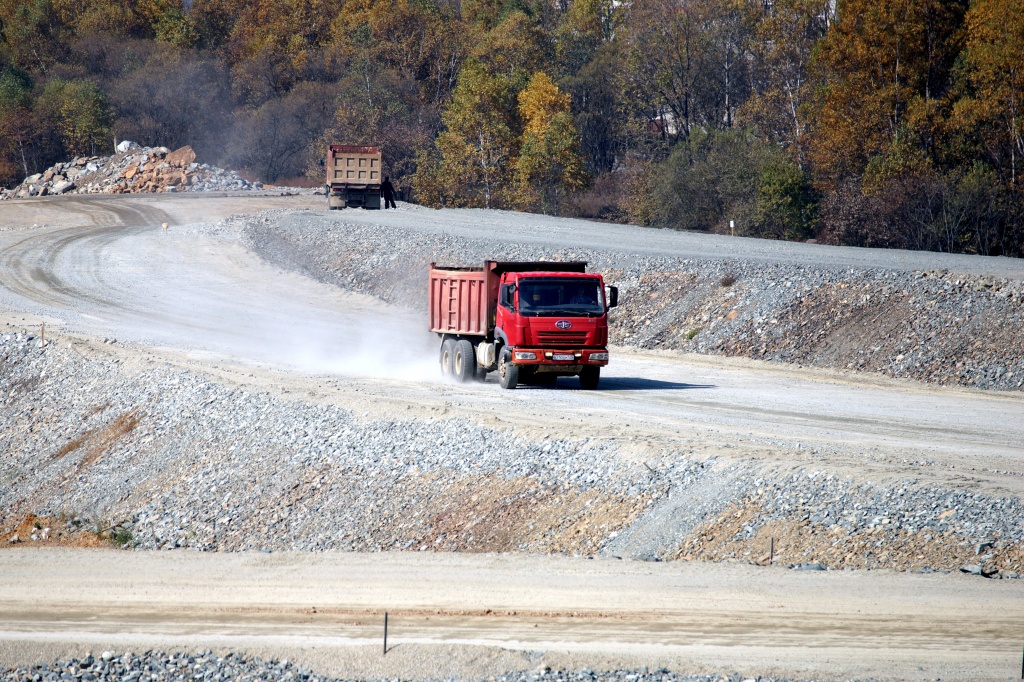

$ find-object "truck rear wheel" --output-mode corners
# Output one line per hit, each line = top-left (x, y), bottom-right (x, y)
(453, 339), (475, 383)
(579, 366), (600, 390)
(440, 339), (455, 376)
(498, 351), (519, 390)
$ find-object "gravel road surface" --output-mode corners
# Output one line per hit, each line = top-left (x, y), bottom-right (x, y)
(2, 195), (1023, 681)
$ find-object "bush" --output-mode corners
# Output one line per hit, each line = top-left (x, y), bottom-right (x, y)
(637, 129), (772, 233)
(752, 160), (817, 240)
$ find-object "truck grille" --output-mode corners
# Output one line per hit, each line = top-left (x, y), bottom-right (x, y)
(536, 331), (589, 346)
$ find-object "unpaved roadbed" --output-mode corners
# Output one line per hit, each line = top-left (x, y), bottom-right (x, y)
(2, 549), (1022, 681)
(3, 196), (1024, 680)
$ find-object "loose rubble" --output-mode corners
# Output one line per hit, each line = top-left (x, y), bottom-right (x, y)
(0, 653), (883, 682)
(1, 327), (1021, 576)
(0, 142), (260, 200)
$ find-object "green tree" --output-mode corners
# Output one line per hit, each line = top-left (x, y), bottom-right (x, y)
(36, 78), (112, 156)
(635, 128), (772, 232)
(0, 62), (33, 182)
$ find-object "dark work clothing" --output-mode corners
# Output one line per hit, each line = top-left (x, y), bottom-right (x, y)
(381, 179), (396, 209)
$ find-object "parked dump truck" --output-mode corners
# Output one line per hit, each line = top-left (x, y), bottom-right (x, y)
(325, 145), (382, 209)
(429, 261), (618, 389)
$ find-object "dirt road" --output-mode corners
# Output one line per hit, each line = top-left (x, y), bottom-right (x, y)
(2, 195), (1022, 495)
(2, 195), (1024, 680)
(1, 548), (1022, 681)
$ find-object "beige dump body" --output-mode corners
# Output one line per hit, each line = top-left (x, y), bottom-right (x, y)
(325, 145), (382, 209)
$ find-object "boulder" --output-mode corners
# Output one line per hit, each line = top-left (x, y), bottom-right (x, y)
(165, 145), (196, 168)
(116, 140), (137, 153)
(52, 180), (76, 195)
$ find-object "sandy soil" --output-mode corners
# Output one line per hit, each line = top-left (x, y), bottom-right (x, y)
(1, 548), (1022, 681)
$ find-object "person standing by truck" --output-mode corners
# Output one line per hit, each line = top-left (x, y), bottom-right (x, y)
(381, 176), (396, 209)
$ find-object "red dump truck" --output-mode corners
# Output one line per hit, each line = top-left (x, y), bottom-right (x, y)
(429, 261), (618, 389)
(325, 145), (382, 209)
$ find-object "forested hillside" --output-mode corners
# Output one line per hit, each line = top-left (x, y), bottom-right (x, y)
(1, 0), (1021, 255)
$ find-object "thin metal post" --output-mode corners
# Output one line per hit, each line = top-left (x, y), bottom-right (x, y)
(383, 611), (388, 655)
(769, 537), (775, 566)
(40, 322), (44, 348)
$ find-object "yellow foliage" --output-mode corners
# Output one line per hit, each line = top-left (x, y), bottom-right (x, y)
(518, 72), (571, 138)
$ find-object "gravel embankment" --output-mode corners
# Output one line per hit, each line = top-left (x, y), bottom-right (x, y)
(0, 652), (868, 682)
(237, 210), (1024, 391)
(2, 327), (1022, 576)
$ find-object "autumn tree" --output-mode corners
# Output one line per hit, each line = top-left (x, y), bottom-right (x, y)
(0, 0), (67, 71)
(619, 0), (757, 150)
(227, 0), (336, 106)
(416, 59), (516, 207)
(553, 0), (619, 78)
(513, 71), (587, 212)
(231, 81), (335, 182)
(741, 0), (830, 167)
(805, 0), (967, 189)
(953, 0), (1024, 190)
(108, 47), (231, 157)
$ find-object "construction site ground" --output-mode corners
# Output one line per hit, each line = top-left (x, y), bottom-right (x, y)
(1, 194), (1022, 681)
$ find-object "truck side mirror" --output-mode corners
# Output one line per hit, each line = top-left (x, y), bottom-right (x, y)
(319, 158), (325, 167)
(500, 284), (516, 310)
(607, 286), (619, 309)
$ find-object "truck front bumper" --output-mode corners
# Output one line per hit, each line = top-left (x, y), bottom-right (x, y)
(511, 348), (609, 367)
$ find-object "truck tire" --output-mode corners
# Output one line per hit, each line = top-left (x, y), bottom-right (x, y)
(498, 350), (519, 389)
(453, 339), (475, 383)
(440, 338), (455, 376)
(579, 366), (600, 390)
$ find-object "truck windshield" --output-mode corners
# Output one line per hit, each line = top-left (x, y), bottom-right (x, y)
(518, 278), (605, 317)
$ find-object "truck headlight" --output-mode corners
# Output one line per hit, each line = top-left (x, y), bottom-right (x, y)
(514, 351), (537, 360)
(589, 352), (609, 361)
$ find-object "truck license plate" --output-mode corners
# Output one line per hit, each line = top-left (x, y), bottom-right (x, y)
(552, 353), (575, 361)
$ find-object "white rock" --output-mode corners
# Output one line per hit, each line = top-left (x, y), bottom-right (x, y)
(116, 140), (137, 153)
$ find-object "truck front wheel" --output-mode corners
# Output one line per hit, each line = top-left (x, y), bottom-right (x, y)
(498, 351), (519, 389)
(440, 339), (455, 376)
(579, 366), (600, 390)
(453, 339), (475, 383)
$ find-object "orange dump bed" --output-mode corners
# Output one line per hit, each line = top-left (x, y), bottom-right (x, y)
(429, 265), (491, 337)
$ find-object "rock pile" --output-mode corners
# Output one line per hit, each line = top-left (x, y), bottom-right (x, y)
(0, 141), (260, 200)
